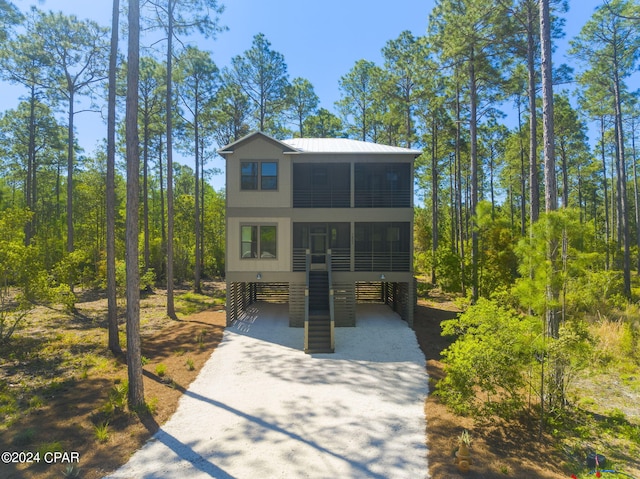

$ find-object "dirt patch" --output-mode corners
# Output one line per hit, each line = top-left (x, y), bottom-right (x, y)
(0, 286), (226, 479)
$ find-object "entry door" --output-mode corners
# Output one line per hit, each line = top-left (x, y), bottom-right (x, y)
(310, 225), (327, 266)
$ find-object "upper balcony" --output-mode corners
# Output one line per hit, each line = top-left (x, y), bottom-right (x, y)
(292, 162), (412, 209)
(293, 163), (350, 208)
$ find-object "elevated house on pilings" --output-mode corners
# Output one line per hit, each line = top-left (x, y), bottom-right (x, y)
(218, 131), (420, 353)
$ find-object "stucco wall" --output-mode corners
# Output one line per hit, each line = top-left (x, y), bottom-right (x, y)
(225, 137), (291, 209)
(226, 216), (292, 273)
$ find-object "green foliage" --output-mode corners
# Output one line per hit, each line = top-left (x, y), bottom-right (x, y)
(93, 421), (109, 443)
(547, 319), (596, 402)
(155, 363), (167, 377)
(114, 260), (156, 296)
(0, 208), (35, 342)
(476, 201), (518, 297)
(433, 247), (465, 293)
(229, 33), (290, 134)
(62, 465), (82, 479)
(107, 381), (128, 412)
(0, 305), (28, 345)
(436, 298), (540, 419)
(12, 427), (36, 447)
(513, 209), (590, 315)
(145, 396), (159, 415)
(36, 440), (63, 456)
(566, 268), (624, 314)
(177, 291), (222, 315)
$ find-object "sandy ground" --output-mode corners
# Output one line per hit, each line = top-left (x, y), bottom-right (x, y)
(104, 302), (429, 479)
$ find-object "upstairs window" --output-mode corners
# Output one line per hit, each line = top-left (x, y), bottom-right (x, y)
(261, 162), (278, 190)
(241, 161), (278, 191)
(241, 162), (258, 190)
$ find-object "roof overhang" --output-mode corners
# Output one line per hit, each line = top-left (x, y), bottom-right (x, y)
(217, 131), (423, 159)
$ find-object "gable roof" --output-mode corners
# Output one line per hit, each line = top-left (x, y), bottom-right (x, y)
(217, 131), (297, 156)
(217, 131), (422, 157)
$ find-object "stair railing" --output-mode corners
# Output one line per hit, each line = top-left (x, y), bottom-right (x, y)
(327, 249), (335, 352)
(304, 248), (310, 352)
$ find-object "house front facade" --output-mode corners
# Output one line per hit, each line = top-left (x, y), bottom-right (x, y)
(218, 131), (420, 353)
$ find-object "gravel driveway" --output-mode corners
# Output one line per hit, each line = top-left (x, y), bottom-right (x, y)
(104, 302), (429, 479)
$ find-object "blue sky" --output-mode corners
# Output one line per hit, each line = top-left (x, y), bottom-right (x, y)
(2, 0), (629, 191)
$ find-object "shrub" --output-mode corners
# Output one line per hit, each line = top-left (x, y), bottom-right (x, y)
(155, 364), (167, 377)
(434, 247), (466, 293)
(37, 441), (63, 456)
(62, 465), (81, 478)
(12, 428), (36, 446)
(185, 358), (195, 371)
(108, 381), (128, 411)
(115, 261), (156, 297)
(436, 298), (540, 419)
(146, 396), (159, 415)
(0, 304), (29, 345)
(28, 395), (44, 409)
(94, 422), (109, 443)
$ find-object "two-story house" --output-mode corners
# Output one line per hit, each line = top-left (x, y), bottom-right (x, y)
(218, 131), (420, 353)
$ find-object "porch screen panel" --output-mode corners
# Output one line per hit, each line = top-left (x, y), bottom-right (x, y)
(355, 222), (410, 271)
(354, 163), (411, 207)
(293, 163), (350, 207)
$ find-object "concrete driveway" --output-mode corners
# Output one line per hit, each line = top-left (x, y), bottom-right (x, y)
(104, 302), (429, 479)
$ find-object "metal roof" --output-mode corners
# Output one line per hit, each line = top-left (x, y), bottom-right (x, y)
(217, 131), (422, 157)
(282, 138), (422, 155)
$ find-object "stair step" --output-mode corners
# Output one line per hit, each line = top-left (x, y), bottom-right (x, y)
(306, 271), (333, 354)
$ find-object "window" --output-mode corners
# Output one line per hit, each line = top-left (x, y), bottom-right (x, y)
(241, 162), (258, 190)
(241, 161), (278, 190)
(241, 225), (277, 259)
(260, 225), (277, 258)
(241, 226), (257, 258)
(261, 162), (278, 190)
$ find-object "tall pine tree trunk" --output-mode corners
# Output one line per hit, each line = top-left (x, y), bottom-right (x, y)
(26, 88), (37, 245)
(431, 113), (439, 285)
(540, 0), (562, 422)
(518, 97), (527, 236)
(106, 0), (122, 354)
(469, 49), (479, 302)
(631, 119), (640, 274)
(560, 142), (569, 207)
(166, 0), (177, 319)
(601, 117), (610, 270)
(194, 91), (202, 293)
(455, 77), (465, 296)
(612, 63), (631, 298)
(125, 0), (144, 408)
(528, 0), (539, 224)
(67, 89), (75, 254)
(143, 122), (150, 272)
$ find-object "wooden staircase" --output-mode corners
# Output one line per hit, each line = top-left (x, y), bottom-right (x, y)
(305, 270), (334, 353)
